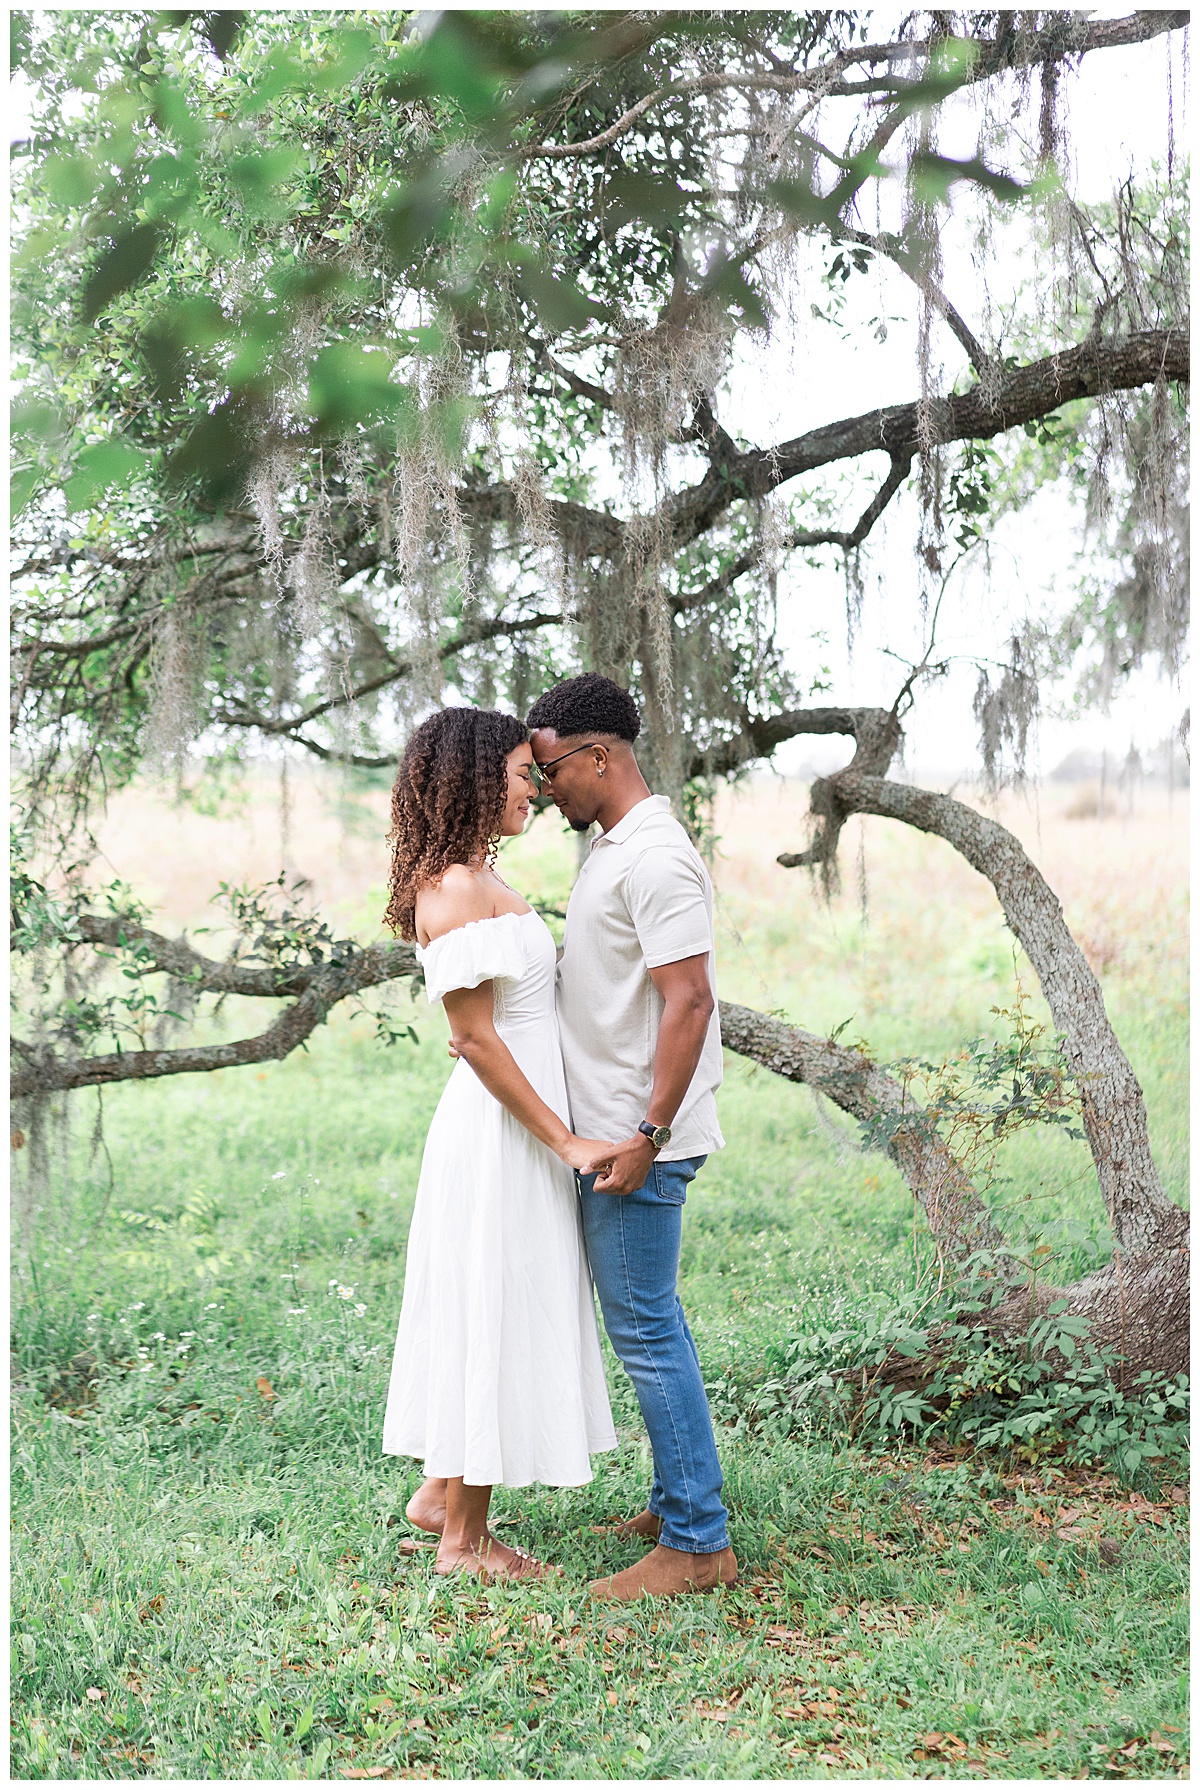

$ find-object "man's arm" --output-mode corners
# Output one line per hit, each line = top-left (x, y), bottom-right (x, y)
(587, 953), (714, 1194)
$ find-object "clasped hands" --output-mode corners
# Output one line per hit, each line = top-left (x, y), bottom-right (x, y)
(561, 1131), (658, 1195)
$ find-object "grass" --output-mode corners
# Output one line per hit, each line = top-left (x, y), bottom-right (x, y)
(10, 777), (1189, 1778)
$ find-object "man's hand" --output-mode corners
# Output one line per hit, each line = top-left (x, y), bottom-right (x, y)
(590, 1133), (657, 1196)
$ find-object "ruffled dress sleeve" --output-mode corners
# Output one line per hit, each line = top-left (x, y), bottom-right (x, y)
(417, 913), (529, 1007)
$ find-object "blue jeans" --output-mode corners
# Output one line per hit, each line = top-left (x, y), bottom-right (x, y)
(579, 1155), (730, 1555)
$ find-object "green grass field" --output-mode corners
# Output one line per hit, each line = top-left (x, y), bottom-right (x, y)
(11, 778), (1189, 1778)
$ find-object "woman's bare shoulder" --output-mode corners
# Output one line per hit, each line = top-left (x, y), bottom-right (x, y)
(415, 864), (494, 944)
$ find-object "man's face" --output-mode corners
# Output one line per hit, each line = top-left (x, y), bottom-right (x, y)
(530, 728), (605, 832)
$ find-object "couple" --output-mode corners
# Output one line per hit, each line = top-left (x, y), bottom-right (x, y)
(380, 673), (736, 1600)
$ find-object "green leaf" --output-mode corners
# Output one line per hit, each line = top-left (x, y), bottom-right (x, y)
(63, 439), (151, 511)
(228, 148), (304, 219)
(703, 254), (768, 329)
(516, 266), (607, 333)
(910, 152), (1026, 206)
(602, 170), (692, 230)
(10, 466), (41, 517)
(10, 11), (33, 75)
(420, 15), (504, 123)
(382, 166), (453, 266)
(765, 177), (843, 231)
(42, 151), (97, 209)
(308, 341), (404, 431)
(167, 402), (253, 503)
(293, 1702), (315, 1742)
(82, 224), (164, 324)
(199, 11), (246, 62)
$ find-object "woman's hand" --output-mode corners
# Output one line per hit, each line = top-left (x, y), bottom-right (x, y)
(558, 1136), (616, 1175)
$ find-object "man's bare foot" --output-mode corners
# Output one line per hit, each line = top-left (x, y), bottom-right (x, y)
(589, 1542), (737, 1601)
(436, 1533), (556, 1582)
(609, 1509), (662, 1542)
(405, 1478), (447, 1536)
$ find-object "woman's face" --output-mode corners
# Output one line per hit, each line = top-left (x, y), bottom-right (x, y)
(500, 742), (537, 837)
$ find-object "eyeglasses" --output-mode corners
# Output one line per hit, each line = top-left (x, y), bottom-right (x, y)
(529, 742), (600, 791)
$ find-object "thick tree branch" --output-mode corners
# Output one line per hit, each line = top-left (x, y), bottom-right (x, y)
(674, 452), (914, 617)
(754, 704), (1184, 1258)
(718, 1001), (1016, 1273)
(668, 326), (1189, 546)
(11, 926), (421, 1099)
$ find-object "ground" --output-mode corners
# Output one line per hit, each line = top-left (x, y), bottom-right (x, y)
(10, 771), (1189, 1778)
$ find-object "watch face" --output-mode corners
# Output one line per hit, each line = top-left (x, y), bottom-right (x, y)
(653, 1126), (671, 1148)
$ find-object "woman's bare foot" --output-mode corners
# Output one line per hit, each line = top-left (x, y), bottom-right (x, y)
(436, 1533), (556, 1581)
(406, 1477), (448, 1535)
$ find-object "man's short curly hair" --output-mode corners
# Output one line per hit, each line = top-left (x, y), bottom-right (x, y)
(525, 673), (641, 742)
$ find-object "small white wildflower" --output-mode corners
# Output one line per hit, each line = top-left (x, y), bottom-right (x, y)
(180, 1332), (195, 1339)
(153, 1331), (166, 1342)
(136, 1347), (151, 1358)
(174, 1344), (190, 1357)
(328, 1279), (338, 1289)
(129, 1301), (145, 1311)
(337, 1285), (355, 1301)
(354, 1303), (367, 1318)
(280, 1273), (293, 1280)
(271, 1171), (287, 1180)
(204, 1302), (218, 1310)
(287, 1306), (308, 1317)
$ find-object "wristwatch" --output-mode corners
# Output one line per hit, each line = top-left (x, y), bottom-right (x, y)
(638, 1120), (672, 1150)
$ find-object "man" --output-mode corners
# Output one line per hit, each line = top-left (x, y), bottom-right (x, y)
(526, 673), (737, 1601)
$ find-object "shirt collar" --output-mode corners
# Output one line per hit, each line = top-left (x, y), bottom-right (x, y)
(592, 793), (671, 849)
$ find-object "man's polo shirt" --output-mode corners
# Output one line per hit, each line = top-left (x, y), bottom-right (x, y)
(556, 795), (725, 1162)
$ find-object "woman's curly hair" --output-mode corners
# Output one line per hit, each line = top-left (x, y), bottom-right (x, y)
(384, 707), (528, 940)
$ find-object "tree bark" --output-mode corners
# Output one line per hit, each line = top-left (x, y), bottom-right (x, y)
(792, 767), (1184, 1259)
(718, 1001), (1018, 1276)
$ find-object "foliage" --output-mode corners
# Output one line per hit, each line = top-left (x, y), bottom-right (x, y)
(10, 8), (1189, 838)
(712, 1279), (1190, 1482)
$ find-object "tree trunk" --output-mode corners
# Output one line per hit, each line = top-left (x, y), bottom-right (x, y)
(768, 733), (1188, 1380)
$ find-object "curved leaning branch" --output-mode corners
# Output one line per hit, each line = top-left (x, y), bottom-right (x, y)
(10, 923), (421, 1099)
(718, 1001), (1016, 1274)
(765, 707), (1185, 1260)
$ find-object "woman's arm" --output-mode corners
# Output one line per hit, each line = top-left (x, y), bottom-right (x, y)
(442, 982), (610, 1174)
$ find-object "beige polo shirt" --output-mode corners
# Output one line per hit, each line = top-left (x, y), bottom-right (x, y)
(556, 795), (725, 1161)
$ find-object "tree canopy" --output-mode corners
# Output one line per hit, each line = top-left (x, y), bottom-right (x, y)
(11, 7), (1189, 835)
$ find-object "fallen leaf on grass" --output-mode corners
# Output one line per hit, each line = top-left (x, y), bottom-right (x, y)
(395, 1538), (431, 1557)
(256, 1376), (275, 1401)
(340, 1769), (395, 1779)
(85, 1687), (105, 1703)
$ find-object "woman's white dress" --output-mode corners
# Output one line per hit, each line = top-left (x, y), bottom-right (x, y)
(382, 909), (617, 1486)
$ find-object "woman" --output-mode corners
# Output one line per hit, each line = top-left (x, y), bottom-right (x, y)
(381, 707), (617, 1581)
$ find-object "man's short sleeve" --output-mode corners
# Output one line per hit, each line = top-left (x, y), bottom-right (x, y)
(623, 846), (712, 969)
